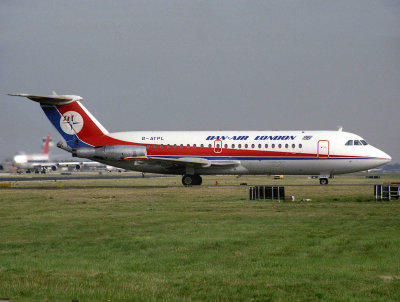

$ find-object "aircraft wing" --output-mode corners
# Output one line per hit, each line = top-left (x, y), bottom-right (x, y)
(148, 157), (212, 167)
(126, 156), (241, 169)
(29, 162), (58, 168)
(57, 161), (108, 169)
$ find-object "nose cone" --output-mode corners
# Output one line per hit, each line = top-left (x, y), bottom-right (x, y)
(373, 147), (392, 166)
(378, 150), (391, 162)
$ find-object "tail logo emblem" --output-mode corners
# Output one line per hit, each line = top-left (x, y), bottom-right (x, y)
(60, 111), (84, 135)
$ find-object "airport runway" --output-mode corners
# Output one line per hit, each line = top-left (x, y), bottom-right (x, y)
(0, 173), (383, 190)
(0, 182), (376, 191)
(0, 174), (148, 182)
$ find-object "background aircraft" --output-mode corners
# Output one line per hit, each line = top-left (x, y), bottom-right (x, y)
(8, 93), (391, 184)
(11, 133), (108, 173)
(12, 134), (55, 173)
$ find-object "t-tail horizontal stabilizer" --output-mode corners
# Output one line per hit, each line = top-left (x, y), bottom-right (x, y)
(8, 93), (82, 105)
(8, 93), (108, 149)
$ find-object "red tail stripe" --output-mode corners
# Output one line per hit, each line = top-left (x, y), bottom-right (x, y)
(42, 134), (50, 154)
(56, 102), (104, 139)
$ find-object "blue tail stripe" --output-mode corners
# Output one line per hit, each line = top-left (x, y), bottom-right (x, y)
(41, 105), (91, 148)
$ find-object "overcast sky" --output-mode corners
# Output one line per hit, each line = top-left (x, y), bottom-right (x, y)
(1, 0), (399, 162)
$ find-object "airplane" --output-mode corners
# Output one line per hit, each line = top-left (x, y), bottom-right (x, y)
(11, 133), (107, 173)
(12, 134), (55, 173)
(8, 93), (392, 185)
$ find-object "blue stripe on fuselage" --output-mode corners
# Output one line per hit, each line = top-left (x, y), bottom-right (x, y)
(149, 155), (374, 161)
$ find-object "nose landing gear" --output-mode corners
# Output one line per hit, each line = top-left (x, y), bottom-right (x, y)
(182, 174), (203, 186)
(319, 178), (329, 185)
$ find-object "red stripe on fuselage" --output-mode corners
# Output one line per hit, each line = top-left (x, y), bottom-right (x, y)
(142, 145), (368, 159)
(76, 134), (373, 159)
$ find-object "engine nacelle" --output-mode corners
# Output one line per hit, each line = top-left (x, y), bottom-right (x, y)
(74, 145), (147, 161)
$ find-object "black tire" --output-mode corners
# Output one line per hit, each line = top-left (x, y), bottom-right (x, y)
(182, 175), (194, 186)
(193, 175), (203, 185)
(320, 178), (328, 185)
(182, 175), (203, 186)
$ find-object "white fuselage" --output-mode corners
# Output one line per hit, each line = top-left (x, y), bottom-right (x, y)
(93, 130), (391, 176)
(13, 153), (50, 170)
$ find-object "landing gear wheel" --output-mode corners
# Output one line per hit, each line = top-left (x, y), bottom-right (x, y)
(182, 175), (194, 186)
(193, 175), (202, 185)
(182, 175), (202, 186)
(320, 178), (329, 185)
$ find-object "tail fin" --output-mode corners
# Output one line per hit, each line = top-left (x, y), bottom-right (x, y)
(9, 93), (108, 148)
(41, 134), (51, 154)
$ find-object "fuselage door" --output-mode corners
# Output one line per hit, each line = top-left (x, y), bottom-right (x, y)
(214, 140), (222, 153)
(318, 140), (329, 158)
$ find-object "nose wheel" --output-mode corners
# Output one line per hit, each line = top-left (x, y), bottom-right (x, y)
(182, 174), (202, 186)
(319, 178), (329, 185)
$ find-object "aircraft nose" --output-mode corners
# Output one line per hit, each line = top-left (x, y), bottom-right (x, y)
(374, 148), (392, 164)
(383, 154), (392, 163)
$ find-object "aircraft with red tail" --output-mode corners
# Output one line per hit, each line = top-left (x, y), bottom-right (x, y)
(8, 93), (391, 185)
(12, 134), (54, 172)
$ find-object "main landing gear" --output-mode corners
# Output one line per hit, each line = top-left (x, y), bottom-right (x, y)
(319, 178), (329, 185)
(182, 174), (203, 186)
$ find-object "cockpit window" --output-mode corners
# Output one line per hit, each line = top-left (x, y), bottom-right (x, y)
(346, 139), (368, 146)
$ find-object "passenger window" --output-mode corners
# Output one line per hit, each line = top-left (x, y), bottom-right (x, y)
(265, 144), (268, 148)
(180, 144), (183, 149)
(272, 144), (275, 148)
(245, 144), (248, 148)
(258, 144), (262, 148)
(187, 144), (190, 148)
(193, 144), (197, 148)
(147, 145), (151, 149)
(232, 144), (235, 148)
(208, 144), (212, 148)
(251, 144), (255, 148)
(216, 144), (220, 148)
(200, 144), (204, 148)
(354, 140), (361, 146)
(224, 144), (228, 148)
(167, 144), (170, 149)
(292, 144), (295, 148)
(285, 144), (288, 148)
(154, 145), (157, 149)
(238, 144), (242, 149)
(278, 144), (282, 148)
(174, 144), (177, 149)
(160, 144), (164, 149)
(345, 140), (353, 146)
(299, 144), (302, 148)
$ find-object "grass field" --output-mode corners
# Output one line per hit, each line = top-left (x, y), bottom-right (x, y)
(1, 174), (400, 301)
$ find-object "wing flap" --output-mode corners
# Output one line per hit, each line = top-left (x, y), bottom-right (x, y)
(208, 160), (241, 166)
